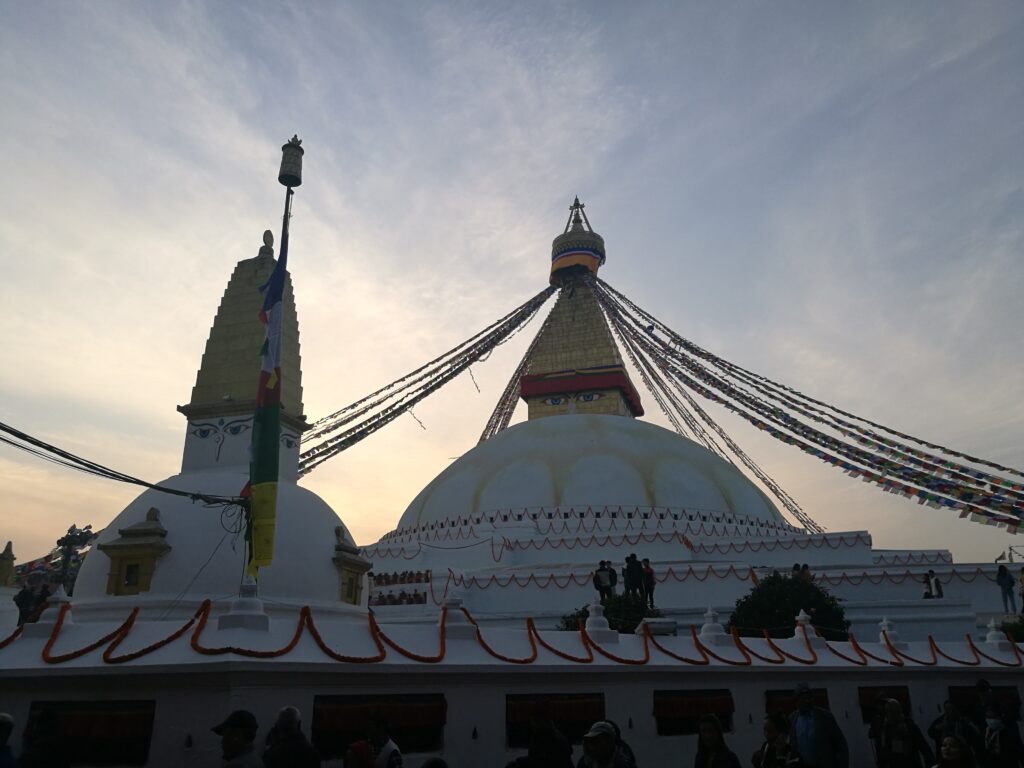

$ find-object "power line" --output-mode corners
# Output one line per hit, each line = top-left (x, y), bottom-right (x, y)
(0, 420), (246, 508)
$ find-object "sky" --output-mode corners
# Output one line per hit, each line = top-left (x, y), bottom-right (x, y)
(0, 2), (1022, 565)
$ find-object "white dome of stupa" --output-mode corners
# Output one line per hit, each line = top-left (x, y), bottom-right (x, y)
(397, 414), (789, 532)
(73, 468), (357, 617)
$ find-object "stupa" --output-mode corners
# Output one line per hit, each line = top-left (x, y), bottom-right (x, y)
(0, 189), (1020, 768)
(364, 200), (1006, 640)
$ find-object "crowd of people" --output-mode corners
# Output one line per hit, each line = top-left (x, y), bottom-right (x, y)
(369, 591), (428, 606)
(592, 555), (656, 608)
(0, 706), (435, 768)
(370, 571), (433, 587)
(0, 679), (1019, 768)
(368, 571), (433, 607)
(499, 679), (1022, 768)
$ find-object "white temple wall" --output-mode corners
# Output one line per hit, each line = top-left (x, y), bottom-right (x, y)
(0, 665), (1014, 767)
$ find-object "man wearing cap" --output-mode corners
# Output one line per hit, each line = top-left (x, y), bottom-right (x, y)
(212, 710), (262, 767)
(788, 684), (848, 768)
(576, 721), (630, 768)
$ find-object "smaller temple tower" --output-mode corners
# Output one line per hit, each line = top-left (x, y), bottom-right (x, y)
(176, 232), (308, 479)
(519, 199), (643, 420)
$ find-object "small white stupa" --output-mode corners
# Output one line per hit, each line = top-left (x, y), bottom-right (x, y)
(72, 231), (368, 620)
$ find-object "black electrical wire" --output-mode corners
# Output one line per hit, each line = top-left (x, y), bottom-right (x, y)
(0, 420), (246, 507)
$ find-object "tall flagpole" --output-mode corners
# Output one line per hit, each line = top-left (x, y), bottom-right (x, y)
(244, 136), (304, 580)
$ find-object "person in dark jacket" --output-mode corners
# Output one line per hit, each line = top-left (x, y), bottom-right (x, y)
(752, 713), (792, 768)
(262, 706), (320, 768)
(593, 562), (613, 603)
(997, 566), (1017, 615)
(605, 720), (636, 768)
(929, 701), (982, 759)
(212, 710), (261, 768)
(623, 555), (643, 601)
(694, 714), (741, 768)
(576, 722), (630, 768)
(14, 585), (35, 625)
(871, 698), (934, 768)
(980, 706), (1023, 768)
(788, 683), (849, 768)
(641, 559), (656, 609)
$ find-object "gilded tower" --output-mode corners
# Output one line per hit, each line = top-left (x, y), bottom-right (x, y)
(519, 199), (643, 420)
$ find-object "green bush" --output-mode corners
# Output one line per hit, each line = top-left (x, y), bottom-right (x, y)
(1001, 619), (1024, 642)
(557, 594), (662, 635)
(726, 571), (849, 641)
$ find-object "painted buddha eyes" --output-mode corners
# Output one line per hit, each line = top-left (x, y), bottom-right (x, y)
(281, 433), (299, 449)
(190, 418), (251, 440)
(543, 392), (603, 406)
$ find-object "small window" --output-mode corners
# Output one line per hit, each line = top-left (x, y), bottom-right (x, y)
(506, 693), (605, 748)
(765, 688), (830, 716)
(123, 564), (140, 587)
(654, 689), (734, 736)
(311, 694), (446, 758)
(858, 686), (911, 724)
(25, 700), (155, 766)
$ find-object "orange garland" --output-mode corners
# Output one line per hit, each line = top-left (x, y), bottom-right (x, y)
(43, 604), (138, 664)
(815, 628), (868, 666)
(882, 630), (937, 666)
(190, 601), (305, 658)
(370, 608), (447, 663)
(642, 624), (709, 665)
(528, 618), (593, 663)
(762, 626), (818, 665)
(731, 627), (784, 664)
(928, 634), (980, 667)
(582, 625), (650, 665)
(691, 626), (750, 666)
(304, 610), (386, 663)
(967, 634), (1022, 668)
(0, 598), (1018, 671)
(0, 625), (23, 650)
(848, 632), (902, 667)
(103, 605), (200, 664)
(455, 608), (538, 665)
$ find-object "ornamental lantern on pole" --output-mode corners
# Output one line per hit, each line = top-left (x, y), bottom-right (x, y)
(278, 135), (304, 188)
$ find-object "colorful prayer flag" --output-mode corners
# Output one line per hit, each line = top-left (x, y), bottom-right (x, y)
(245, 222), (290, 576)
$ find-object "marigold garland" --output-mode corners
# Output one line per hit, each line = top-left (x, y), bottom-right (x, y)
(730, 627), (784, 664)
(691, 626), (751, 666)
(370, 608), (447, 663)
(43, 604), (136, 664)
(642, 624), (710, 665)
(882, 630), (937, 666)
(582, 625), (650, 665)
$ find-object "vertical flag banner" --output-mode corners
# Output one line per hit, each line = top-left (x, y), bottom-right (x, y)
(245, 217), (289, 576)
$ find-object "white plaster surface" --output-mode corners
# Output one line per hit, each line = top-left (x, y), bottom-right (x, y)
(400, 414), (788, 530)
(72, 469), (358, 617)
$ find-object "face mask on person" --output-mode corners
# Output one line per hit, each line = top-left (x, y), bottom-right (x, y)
(987, 718), (1005, 731)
